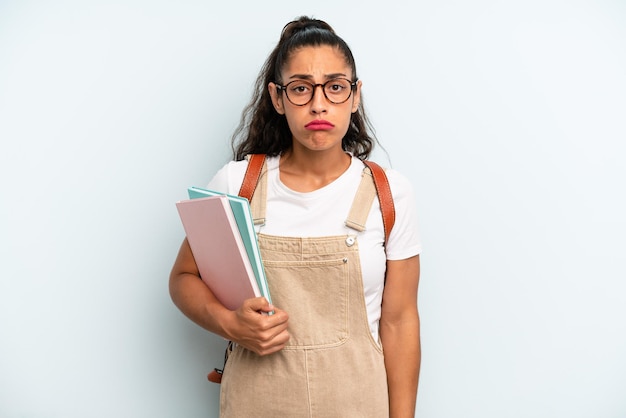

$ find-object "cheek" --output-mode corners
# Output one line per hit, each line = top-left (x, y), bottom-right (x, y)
(283, 110), (302, 133)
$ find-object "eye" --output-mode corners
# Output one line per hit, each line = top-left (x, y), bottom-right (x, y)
(288, 82), (312, 95)
(326, 79), (350, 93)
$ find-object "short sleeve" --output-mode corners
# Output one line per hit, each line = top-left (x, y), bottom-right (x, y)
(384, 169), (422, 260)
(206, 160), (249, 195)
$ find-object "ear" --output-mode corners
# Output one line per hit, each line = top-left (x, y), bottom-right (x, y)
(268, 82), (285, 115)
(351, 80), (362, 113)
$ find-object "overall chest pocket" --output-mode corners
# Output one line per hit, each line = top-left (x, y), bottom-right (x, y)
(263, 258), (349, 349)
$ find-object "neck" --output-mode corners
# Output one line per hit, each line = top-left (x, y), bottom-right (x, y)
(279, 148), (351, 192)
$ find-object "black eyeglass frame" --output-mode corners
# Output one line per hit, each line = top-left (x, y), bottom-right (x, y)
(275, 78), (358, 106)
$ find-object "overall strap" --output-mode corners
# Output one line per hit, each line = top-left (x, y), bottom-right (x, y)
(344, 168), (377, 234)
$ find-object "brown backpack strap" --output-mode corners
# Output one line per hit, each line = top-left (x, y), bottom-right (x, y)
(363, 160), (396, 245)
(238, 154), (266, 201)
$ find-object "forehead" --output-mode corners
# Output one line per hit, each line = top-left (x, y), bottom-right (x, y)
(282, 45), (351, 79)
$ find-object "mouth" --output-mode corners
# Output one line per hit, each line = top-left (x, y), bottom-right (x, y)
(305, 120), (335, 131)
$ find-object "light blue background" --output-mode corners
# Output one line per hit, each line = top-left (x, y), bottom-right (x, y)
(1, 1), (625, 417)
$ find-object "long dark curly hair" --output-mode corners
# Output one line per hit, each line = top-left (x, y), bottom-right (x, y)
(231, 16), (378, 161)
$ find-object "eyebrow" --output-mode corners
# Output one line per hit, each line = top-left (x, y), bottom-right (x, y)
(288, 73), (349, 81)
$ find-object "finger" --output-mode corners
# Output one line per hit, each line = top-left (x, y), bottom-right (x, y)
(257, 330), (291, 356)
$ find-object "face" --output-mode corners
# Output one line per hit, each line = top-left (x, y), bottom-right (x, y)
(269, 45), (361, 154)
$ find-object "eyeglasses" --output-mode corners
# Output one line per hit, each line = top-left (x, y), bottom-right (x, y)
(276, 78), (358, 106)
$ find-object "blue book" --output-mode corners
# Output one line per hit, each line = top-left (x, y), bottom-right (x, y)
(187, 186), (272, 306)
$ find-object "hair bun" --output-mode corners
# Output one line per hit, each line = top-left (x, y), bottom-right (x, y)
(281, 16), (335, 40)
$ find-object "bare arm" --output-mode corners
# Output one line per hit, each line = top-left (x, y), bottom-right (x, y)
(380, 255), (421, 418)
(169, 238), (290, 355)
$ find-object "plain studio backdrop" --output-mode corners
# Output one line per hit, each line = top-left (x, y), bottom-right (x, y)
(1, 1), (625, 417)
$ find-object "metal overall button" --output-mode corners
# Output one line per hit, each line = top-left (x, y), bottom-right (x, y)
(345, 236), (355, 247)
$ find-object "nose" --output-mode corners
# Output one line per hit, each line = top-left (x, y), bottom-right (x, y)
(310, 84), (327, 114)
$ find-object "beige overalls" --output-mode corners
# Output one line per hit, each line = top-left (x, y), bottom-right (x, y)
(220, 165), (389, 417)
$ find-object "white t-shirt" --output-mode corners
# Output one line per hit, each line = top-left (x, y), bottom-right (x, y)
(207, 155), (422, 341)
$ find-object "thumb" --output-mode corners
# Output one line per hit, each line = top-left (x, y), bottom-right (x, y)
(245, 297), (274, 313)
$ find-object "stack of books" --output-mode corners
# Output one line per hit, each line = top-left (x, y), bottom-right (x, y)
(176, 187), (272, 311)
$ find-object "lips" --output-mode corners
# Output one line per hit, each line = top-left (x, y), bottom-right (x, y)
(305, 120), (335, 130)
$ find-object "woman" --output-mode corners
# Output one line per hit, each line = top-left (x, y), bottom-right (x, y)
(170, 16), (421, 418)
